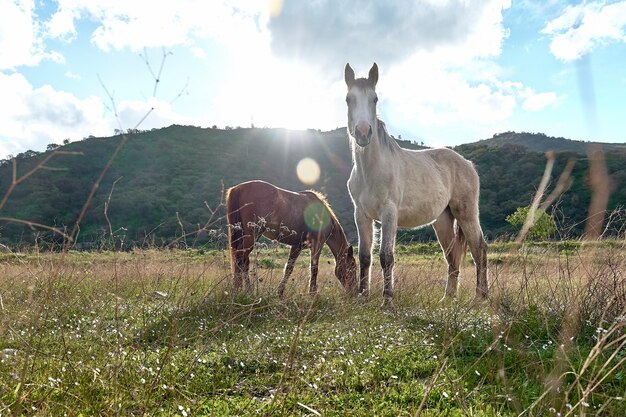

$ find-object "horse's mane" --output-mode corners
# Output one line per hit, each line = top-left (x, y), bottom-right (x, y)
(377, 119), (402, 152)
(301, 189), (341, 229)
(224, 186), (234, 204)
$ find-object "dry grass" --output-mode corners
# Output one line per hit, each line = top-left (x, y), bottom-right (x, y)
(0, 240), (624, 416)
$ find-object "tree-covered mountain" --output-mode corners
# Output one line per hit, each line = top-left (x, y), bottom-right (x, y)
(475, 131), (626, 154)
(456, 142), (625, 238)
(0, 126), (624, 247)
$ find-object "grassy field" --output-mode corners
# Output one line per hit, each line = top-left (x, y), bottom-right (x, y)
(0, 241), (624, 416)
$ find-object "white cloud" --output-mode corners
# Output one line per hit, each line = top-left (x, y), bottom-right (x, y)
(268, 0), (511, 73)
(45, 0), (514, 71)
(42, 0), (511, 137)
(355, 49), (557, 146)
(45, 5), (77, 41)
(0, 0), (62, 69)
(521, 91), (558, 111)
(47, 0), (267, 51)
(0, 72), (198, 158)
(382, 61), (515, 128)
(0, 72), (108, 158)
(542, 1), (626, 61)
(190, 47), (207, 59)
(499, 82), (559, 112)
(115, 98), (198, 132)
(257, 0), (566, 145)
(64, 71), (81, 80)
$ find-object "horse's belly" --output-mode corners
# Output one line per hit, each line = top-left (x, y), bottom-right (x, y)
(357, 192), (445, 227)
(397, 199), (447, 228)
(262, 224), (303, 246)
(397, 213), (436, 228)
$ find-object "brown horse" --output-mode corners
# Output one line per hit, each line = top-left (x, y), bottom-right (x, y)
(226, 180), (357, 296)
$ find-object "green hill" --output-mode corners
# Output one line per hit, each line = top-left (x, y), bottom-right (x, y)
(476, 131), (626, 154)
(0, 126), (624, 247)
(455, 141), (626, 238)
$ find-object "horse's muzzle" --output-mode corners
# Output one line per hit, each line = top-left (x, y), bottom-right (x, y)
(353, 121), (372, 147)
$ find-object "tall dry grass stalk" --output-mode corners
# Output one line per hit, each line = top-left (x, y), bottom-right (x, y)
(584, 145), (611, 240)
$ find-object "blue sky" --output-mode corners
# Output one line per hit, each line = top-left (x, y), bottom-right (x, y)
(1, 0), (625, 158)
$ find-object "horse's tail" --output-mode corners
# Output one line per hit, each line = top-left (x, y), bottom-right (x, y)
(452, 219), (468, 268)
(225, 186), (243, 273)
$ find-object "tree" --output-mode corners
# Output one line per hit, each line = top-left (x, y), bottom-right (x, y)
(505, 206), (557, 240)
(17, 150), (39, 159)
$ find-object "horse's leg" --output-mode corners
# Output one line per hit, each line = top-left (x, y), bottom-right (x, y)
(355, 208), (374, 296)
(452, 211), (488, 300)
(232, 237), (248, 293)
(309, 239), (324, 295)
(433, 207), (463, 299)
(277, 245), (302, 298)
(239, 228), (255, 293)
(234, 251), (253, 292)
(467, 221), (488, 300)
(233, 253), (244, 293)
(379, 205), (398, 305)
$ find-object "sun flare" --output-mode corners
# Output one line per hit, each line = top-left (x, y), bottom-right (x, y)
(296, 157), (320, 185)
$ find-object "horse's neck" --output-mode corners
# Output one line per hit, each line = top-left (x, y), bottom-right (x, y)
(326, 221), (348, 259)
(351, 130), (388, 176)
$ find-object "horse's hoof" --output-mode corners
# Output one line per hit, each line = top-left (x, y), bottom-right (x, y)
(472, 295), (488, 306)
(381, 298), (396, 312)
(439, 293), (457, 303)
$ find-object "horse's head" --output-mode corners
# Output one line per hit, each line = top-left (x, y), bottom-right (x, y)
(335, 245), (358, 295)
(344, 63), (379, 147)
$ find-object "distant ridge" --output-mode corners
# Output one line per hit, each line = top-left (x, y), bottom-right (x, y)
(1, 125), (624, 246)
(473, 131), (626, 155)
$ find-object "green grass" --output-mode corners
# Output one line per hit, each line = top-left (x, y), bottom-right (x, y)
(0, 242), (625, 416)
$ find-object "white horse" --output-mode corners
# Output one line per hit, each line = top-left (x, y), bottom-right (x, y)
(344, 63), (488, 305)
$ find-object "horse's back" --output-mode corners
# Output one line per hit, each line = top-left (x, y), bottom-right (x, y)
(420, 148), (481, 220)
(227, 180), (280, 224)
(426, 147), (479, 192)
(378, 146), (480, 226)
(423, 147), (478, 181)
(228, 180), (279, 198)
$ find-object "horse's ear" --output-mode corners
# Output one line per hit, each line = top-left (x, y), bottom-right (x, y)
(345, 63), (355, 87)
(368, 63), (378, 87)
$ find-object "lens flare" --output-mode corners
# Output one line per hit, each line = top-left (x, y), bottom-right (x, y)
(303, 202), (331, 232)
(296, 158), (320, 185)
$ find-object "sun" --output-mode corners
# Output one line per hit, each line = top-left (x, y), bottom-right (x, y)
(246, 61), (339, 131)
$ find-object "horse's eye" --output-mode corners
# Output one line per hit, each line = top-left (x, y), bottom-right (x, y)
(373, 95), (378, 104)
